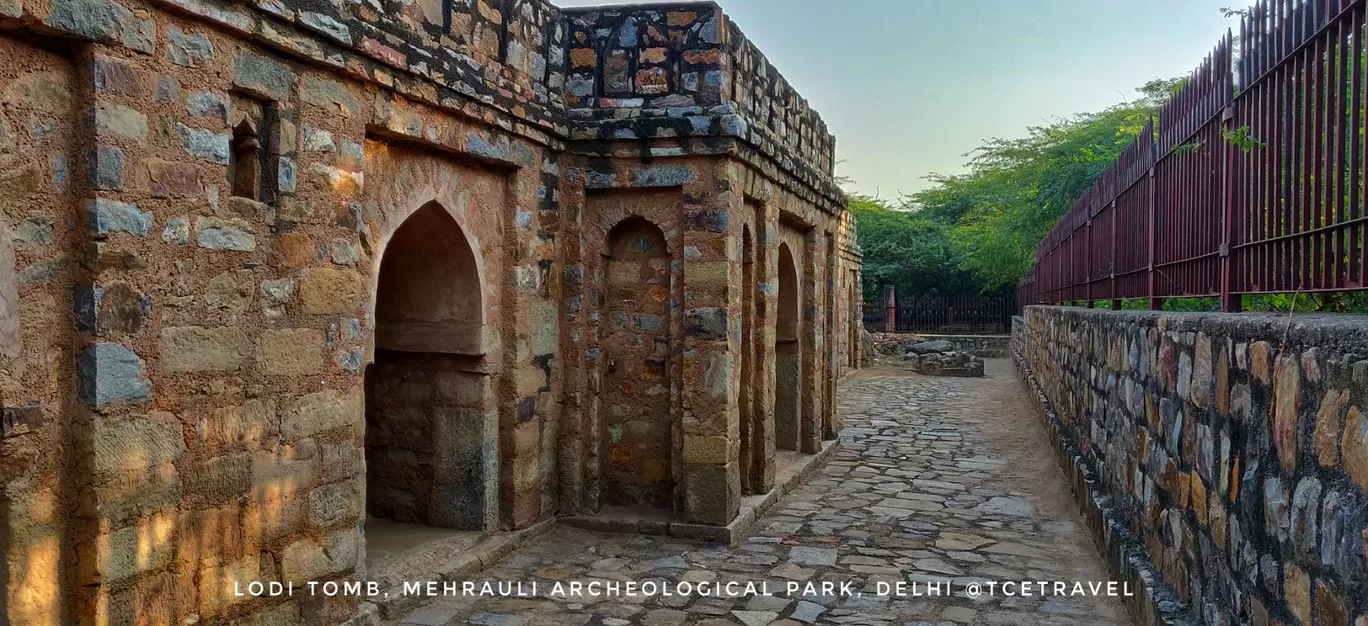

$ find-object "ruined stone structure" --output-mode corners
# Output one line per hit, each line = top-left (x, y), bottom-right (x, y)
(0, 0), (862, 622)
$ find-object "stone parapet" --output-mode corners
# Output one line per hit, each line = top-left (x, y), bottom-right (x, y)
(1018, 306), (1368, 626)
(560, 2), (843, 209)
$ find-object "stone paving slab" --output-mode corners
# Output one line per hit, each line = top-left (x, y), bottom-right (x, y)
(386, 361), (1130, 626)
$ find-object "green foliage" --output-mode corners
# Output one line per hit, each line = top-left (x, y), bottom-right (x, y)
(860, 78), (1184, 293)
(1222, 125), (1265, 152)
(847, 195), (976, 302)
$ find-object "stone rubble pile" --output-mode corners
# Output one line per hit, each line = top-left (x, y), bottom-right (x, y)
(901, 340), (984, 377)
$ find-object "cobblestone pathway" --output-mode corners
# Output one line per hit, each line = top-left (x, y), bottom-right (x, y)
(389, 362), (1130, 626)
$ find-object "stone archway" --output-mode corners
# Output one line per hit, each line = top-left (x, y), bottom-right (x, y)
(365, 201), (497, 531)
(600, 216), (674, 510)
(775, 242), (801, 451)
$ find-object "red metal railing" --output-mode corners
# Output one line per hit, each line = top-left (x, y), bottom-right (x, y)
(1022, 0), (1368, 311)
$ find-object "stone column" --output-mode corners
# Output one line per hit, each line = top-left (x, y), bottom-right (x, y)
(883, 284), (896, 333)
(753, 198), (778, 493)
(498, 140), (560, 529)
(799, 229), (822, 454)
(679, 160), (740, 526)
(556, 156), (590, 514)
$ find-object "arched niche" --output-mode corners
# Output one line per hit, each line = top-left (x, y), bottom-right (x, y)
(365, 200), (496, 532)
(775, 241), (801, 451)
(599, 216), (674, 510)
(375, 201), (484, 355)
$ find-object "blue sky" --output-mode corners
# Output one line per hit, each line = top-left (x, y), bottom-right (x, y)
(555, 0), (1238, 199)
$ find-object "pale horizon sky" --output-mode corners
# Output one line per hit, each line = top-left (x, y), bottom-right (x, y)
(554, 0), (1238, 200)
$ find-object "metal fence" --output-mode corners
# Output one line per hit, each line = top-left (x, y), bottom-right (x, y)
(864, 294), (1016, 335)
(1021, 0), (1368, 311)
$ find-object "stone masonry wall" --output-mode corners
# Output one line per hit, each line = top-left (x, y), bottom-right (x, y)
(364, 352), (496, 530)
(1020, 306), (1368, 626)
(0, 0), (860, 622)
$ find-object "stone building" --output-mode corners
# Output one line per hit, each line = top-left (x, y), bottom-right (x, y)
(0, 0), (861, 622)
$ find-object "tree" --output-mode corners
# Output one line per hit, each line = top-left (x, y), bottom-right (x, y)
(900, 78), (1184, 291)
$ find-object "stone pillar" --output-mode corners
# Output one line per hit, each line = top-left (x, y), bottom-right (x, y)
(498, 141), (560, 529)
(883, 284), (896, 333)
(557, 156), (590, 514)
(679, 161), (740, 526)
(799, 229), (822, 454)
(753, 202), (778, 493)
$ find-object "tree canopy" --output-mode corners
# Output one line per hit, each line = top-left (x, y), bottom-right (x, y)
(850, 78), (1184, 303)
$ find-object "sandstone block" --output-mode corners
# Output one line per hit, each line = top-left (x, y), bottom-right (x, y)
(92, 102), (147, 141)
(683, 436), (728, 464)
(159, 326), (249, 372)
(205, 269), (254, 312)
(80, 512), (175, 583)
(91, 411), (185, 475)
(186, 452), (252, 503)
(283, 387), (361, 440)
(258, 328), (325, 375)
(200, 399), (278, 448)
(279, 529), (357, 584)
(143, 159), (202, 198)
(298, 267), (362, 314)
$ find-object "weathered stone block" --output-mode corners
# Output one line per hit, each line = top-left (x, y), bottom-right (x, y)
(283, 387), (361, 440)
(186, 452), (252, 503)
(196, 217), (256, 251)
(308, 479), (362, 529)
(158, 326), (249, 372)
(233, 51), (294, 100)
(80, 512), (175, 584)
(297, 267), (362, 314)
(87, 198), (149, 237)
(91, 411), (184, 475)
(301, 75), (359, 117)
(200, 399), (278, 448)
(682, 463), (738, 526)
(258, 328), (325, 375)
(78, 342), (152, 407)
(279, 529), (357, 584)
(685, 308), (728, 340)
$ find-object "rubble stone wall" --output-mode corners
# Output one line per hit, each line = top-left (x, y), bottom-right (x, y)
(1019, 306), (1368, 626)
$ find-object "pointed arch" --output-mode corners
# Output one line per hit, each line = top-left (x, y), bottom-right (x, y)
(374, 201), (485, 355)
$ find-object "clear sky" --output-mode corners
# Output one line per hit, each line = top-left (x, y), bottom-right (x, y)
(555, 0), (1238, 199)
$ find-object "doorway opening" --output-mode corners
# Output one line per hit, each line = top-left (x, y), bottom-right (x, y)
(364, 202), (497, 583)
